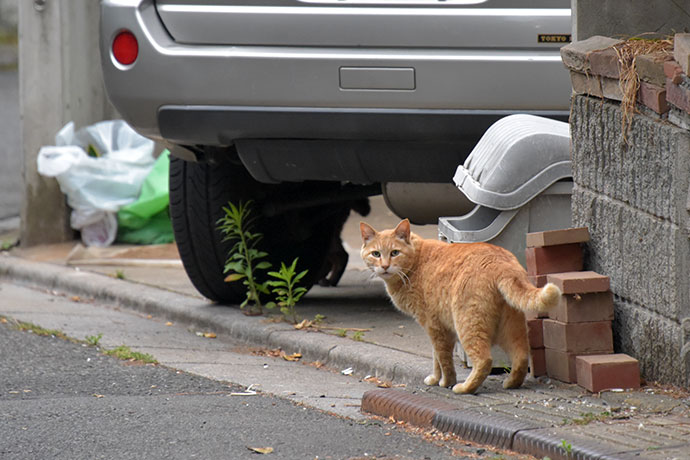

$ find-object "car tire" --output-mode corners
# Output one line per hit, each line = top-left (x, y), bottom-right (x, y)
(169, 155), (343, 304)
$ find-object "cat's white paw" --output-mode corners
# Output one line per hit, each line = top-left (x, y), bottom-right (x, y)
(424, 374), (440, 386)
(439, 377), (456, 388)
(451, 382), (476, 394)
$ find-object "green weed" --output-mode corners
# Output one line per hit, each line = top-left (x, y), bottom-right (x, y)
(570, 411), (612, 425)
(1, 239), (17, 251)
(313, 314), (326, 325)
(265, 258), (308, 324)
(218, 200), (271, 314)
(12, 320), (70, 341)
(85, 333), (103, 347)
(103, 345), (157, 364)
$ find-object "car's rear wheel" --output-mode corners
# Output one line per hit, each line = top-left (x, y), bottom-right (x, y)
(169, 154), (345, 304)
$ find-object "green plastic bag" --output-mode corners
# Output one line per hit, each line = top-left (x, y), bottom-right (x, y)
(116, 150), (174, 245)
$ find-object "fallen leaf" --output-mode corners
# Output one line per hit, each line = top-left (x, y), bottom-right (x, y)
(0, 318), (7, 324)
(165, 321), (173, 326)
(146, 315), (153, 319)
(71, 296), (81, 302)
(309, 361), (324, 369)
(364, 376), (392, 388)
(93, 394), (105, 398)
(203, 332), (217, 339)
(281, 352), (302, 362)
(251, 348), (283, 358)
(247, 446), (273, 454)
(294, 319), (312, 330)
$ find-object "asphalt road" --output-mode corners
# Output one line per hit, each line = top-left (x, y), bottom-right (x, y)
(0, 312), (481, 460)
(0, 69), (21, 222)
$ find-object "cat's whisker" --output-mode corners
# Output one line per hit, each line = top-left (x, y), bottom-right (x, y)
(396, 270), (412, 287)
(365, 271), (380, 284)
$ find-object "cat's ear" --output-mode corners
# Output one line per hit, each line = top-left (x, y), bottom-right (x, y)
(360, 222), (377, 244)
(394, 219), (411, 243)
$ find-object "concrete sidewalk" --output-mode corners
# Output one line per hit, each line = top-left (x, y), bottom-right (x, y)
(1, 238), (689, 460)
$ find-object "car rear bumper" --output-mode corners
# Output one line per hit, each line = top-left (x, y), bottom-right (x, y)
(101, 0), (572, 145)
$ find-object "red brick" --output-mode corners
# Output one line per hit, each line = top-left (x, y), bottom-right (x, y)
(560, 36), (623, 72)
(526, 227), (590, 248)
(525, 244), (583, 276)
(530, 348), (546, 377)
(542, 319), (613, 353)
(576, 354), (641, 393)
(570, 71), (624, 101)
(546, 271), (610, 294)
(635, 53), (671, 87)
(527, 319), (544, 348)
(638, 81), (670, 114)
(588, 47), (621, 78)
(664, 60), (684, 85)
(549, 291), (614, 323)
(545, 348), (580, 383)
(666, 77), (690, 114)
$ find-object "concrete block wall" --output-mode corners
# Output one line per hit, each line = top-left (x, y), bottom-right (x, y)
(570, 94), (690, 386)
(572, 0), (690, 42)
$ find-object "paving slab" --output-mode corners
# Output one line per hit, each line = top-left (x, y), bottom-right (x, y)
(0, 281), (380, 422)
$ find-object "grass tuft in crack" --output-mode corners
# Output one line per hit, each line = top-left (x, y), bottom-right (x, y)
(85, 333), (103, 347)
(9, 319), (74, 342)
(103, 345), (157, 364)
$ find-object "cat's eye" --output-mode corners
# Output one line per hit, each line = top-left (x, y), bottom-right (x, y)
(391, 250), (400, 257)
(371, 250), (381, 257)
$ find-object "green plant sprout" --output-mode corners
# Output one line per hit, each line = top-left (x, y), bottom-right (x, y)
(85, 333), (103, 347)
(266, 258), (308, 324)
(313, 314), (326, 325)
(218, 201), (272, 315)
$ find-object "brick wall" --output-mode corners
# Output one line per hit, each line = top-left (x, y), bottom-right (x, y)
(570, 94), (690, 386)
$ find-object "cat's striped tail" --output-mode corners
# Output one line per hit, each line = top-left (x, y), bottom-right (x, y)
(497, 276), (561, 313)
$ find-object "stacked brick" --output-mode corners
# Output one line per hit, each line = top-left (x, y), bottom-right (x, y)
(560, 33), (690, 131)
(524, 228), (641, 393)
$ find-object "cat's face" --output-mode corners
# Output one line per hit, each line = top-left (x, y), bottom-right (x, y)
(360, 219), (414, 281)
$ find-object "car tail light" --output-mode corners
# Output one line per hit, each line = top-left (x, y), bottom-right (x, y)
(112, 30), (138, 66)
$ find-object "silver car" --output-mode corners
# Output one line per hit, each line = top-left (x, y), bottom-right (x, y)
(100, 0), (572, 302)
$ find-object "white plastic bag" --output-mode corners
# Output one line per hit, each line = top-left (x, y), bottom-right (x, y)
(37, 120), (155, 246)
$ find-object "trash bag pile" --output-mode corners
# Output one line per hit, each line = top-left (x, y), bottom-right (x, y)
(37, 120), (174, 247)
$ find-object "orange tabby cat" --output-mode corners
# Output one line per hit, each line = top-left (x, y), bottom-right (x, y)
(360, 219), (561, 394)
